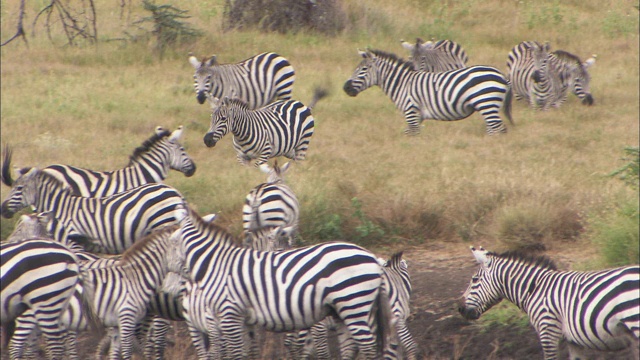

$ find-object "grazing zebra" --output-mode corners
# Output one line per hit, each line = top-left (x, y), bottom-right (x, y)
(189, 52), (295, 108)
(242, 160), (299, 248)
(203, 88), (326, 167)
(169, 204), (396, 359)
(459, 246), (640, 360)
(0, 167), (185, 254)
(401, 38), (468, 72)
(507, 41), (596, 109)
(344, 49), (513, 135)
(285, 252), (420, 360)
(1, 126), (195, 198)
(1, 238), (97, 360)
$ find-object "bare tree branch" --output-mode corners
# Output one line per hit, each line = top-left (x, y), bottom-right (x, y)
(1, 0), (29, 47)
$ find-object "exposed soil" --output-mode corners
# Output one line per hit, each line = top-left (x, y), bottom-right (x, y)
(3, 245), (637, 360)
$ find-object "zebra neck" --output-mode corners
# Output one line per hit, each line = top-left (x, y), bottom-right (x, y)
(494, 262), (554, 313)
(130, 157), (168, 183)
(376, 61), (414, 106)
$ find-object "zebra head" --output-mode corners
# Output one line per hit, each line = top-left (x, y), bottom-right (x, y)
(244, 225), (295, 251)
(1, 167), (39, 219)
(562, 53), (595, 106)
(166, 125), (197, 177)
(458, 246), (503, 320)
(343, 49), (380, 97)
(7, 211), (54, 242)
(203, 96), (232, 148)
(189, 54), (217, 105)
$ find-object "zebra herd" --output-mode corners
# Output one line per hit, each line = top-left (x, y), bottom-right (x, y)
(0, 37), (637, 360)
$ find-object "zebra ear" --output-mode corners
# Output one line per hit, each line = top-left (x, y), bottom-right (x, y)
(173, 203), (188, 223)
(201, 213), (217, 223)
(470, 246), (490, 267)
(169, 126), (184, 143)
(207, 95), (220, 110)
(155, 126), (165, 135)
(357, 49), (369, 58)
(206, 55), (217, 67)
(37, 211), (54, 227)
(400, 41), (414, 51)
(188, 55), (200, 69)
(259, 163), (272, 174)
(280, 161), (291, 174)
(583, 55), (596, 68)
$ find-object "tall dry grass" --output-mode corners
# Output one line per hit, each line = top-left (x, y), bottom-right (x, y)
(1, 0), (638, 257)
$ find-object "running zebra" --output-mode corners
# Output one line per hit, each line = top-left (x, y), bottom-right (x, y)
(1, 126), (195, 198)
(507, 41), (596, 109)
(401, 38), (468, 72)
(459, 246), (640, 360)
(169, 204), (396, 359)
(203, 88), (326, 167)
(189, 52), (295, 108)
(1, 238), (97, 360)
(344, 49), (513, 135)
(0, 167), (184, 254)
(242, 161), (299, 249)
(285, 252), (419, 360)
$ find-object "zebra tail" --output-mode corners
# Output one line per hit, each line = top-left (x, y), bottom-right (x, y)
(78, 265), (104, 336)
(377, 275), (397, 358)
(2, 321), (16, 347)
(504, 85), (515, 127)
(1, 144), (13, 186)
(308, 87), (329, 109)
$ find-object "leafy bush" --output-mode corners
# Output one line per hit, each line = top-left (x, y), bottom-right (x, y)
(590, 201), (639, 267)
(223, 0), (346, 35)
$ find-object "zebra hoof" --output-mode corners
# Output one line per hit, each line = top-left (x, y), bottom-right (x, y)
(582, 95), (594, 106)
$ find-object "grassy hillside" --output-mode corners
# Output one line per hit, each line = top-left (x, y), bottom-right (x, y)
(1, 0), (638, 265)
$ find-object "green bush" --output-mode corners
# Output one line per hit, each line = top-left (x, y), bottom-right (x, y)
(591, 201), (639, 267)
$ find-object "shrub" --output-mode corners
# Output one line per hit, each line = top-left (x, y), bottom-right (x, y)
(591, 201), (639, 267)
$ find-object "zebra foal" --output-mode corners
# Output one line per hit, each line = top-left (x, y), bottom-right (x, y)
(459, 246), (639, 360)
(189, 52), (295, 108)
(203, 88), (326, 167)
(344, 49), (513, 135)
(169, 204), (397, 359)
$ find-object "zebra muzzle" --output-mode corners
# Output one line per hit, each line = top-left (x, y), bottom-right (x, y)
(1, 202), (15, 219)
(203, 133), (217, 148)
(458, 305), (481, 320)
(197, 91), (207, 105)
(343, 81), (358, 97)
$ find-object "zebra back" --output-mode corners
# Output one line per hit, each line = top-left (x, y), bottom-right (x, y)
(189, 52), (295, 108)
(401, 38), (468, 72)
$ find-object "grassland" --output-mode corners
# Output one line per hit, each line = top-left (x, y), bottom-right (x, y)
(1, 0), (638, 268)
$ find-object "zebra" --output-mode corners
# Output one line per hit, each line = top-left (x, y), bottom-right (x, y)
(507, 41), (596, 109)
(6, 211), (53, 242)
(203, 87), (326, 167)
(169, 204), (397, 359)
(459, 246), (640, 360)
(0, 166), (185, 254)
(189, 52), (295, 108)
(285, 252), (420, 360)
(400, 38), (468, 72)
(1, 126), (196, 198)
(344, 49), (513, 135)
(1, 238), (97, 360)
(242, 160), (299, 248)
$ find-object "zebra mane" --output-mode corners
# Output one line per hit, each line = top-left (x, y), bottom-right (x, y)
(385, 251), (405, 269)
(119, 225), (178, 264)
(551, 50), (583, 66)
(369, 49), (416, 71)
(188, 206), (237, 246)
(2, 144), (13, 186)
(492, 250), (558, 271)
(129, 129), (172, 165)
(223, 97), (250, 110)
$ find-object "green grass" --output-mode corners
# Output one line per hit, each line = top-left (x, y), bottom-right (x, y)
(1, 0), (638, 262)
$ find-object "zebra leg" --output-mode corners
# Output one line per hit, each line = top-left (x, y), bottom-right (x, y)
(8, 313), (39, 360)
(117, 314), (141, 360)
(335, 323), (358, 360)
(476, 106), (506, 135)
(150, 318), (172, 360)
(536, 322), (563, 360)
(34, 311), (68, 360)
(396, 318), (420, 360)
(342, 320), (377, 360)
(218, 302), (250, 360)
(284, 331), (306, 359)
(402, 108), (422, 135)
(186, 321), (210, 360)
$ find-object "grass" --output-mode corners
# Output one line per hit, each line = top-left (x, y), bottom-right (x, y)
(1, 0), (638, 258)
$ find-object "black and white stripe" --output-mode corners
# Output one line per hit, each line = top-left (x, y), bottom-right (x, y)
(507, 41), (596, 110)
(1, 126), (195, 198)
(285, 252), (419, 360)
(170, 204), (396, 359)
(189, 52), (295, 108)
(344, 49), (513, 135)
(1, 239), (95, 360)
(0, 167), (184, 254)
(459, 247), (640, 360)
(401, 38), (468, 72)
(203, 88), (325, 167)
(242, 161), (299, 248)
